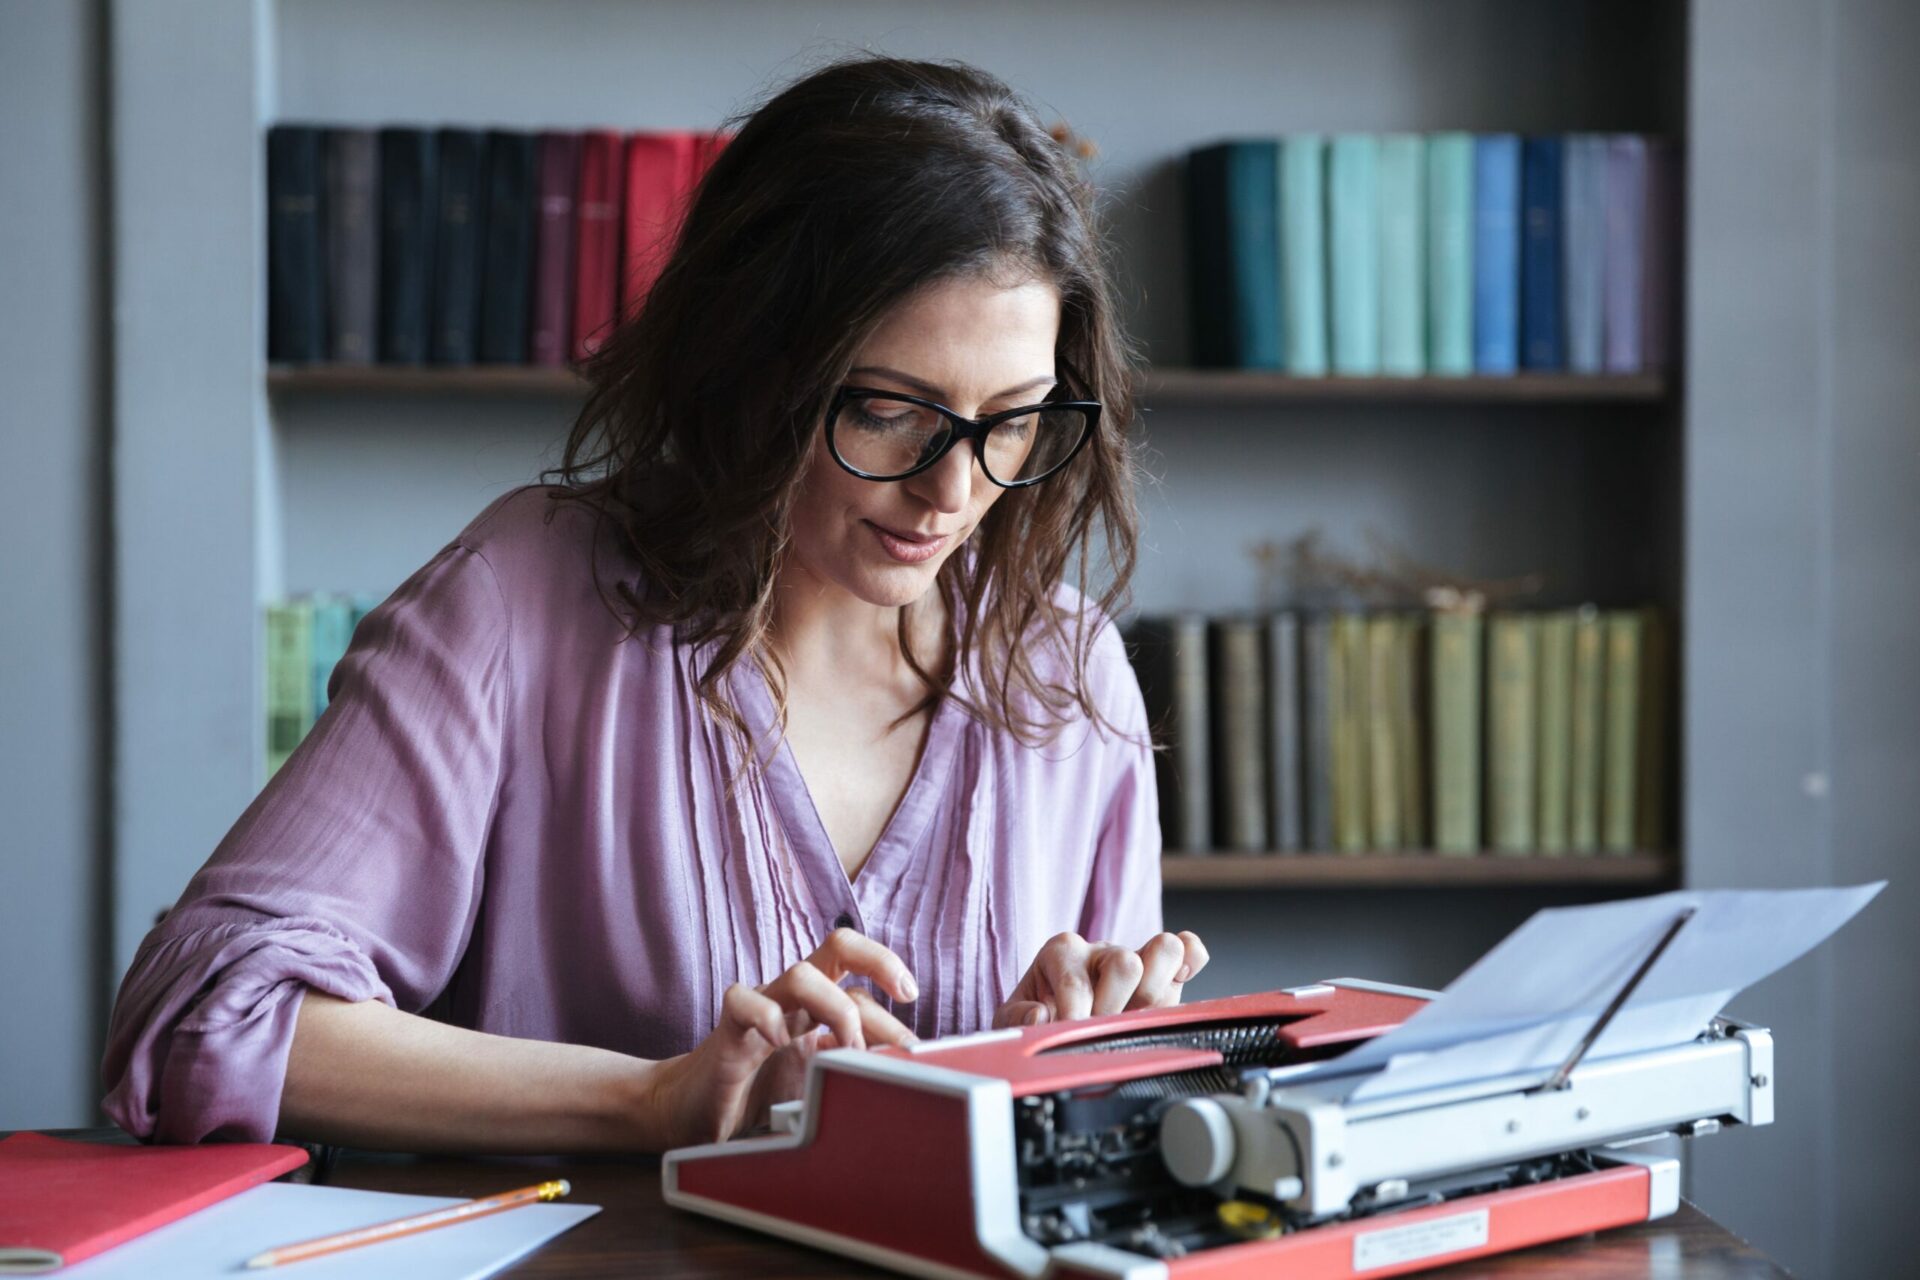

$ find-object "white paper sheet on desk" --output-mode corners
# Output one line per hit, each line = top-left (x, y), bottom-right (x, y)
(57, 1181), (600, 1280)
(1306, 882), (1883, 1102)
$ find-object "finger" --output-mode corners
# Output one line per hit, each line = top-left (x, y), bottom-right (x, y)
(720, 982), (790, 1052)
(994, 1000), (1052, 1029)
(1038, 932), (1094, 1022)
(847, 987), (919, 1047)
(1128, 932), (1189, 1010)
(1176, 930), (1211, 984)
(1088, 943), (1144, 1016)
(810, 927), (920, 1004)
(762, 961), (865, 1051)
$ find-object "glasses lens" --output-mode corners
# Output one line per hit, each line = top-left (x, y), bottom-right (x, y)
(982, 405), (1092, 485)
(832, 395), (952, 478)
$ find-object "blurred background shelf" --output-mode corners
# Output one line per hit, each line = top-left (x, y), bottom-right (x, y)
(266, 364), (1669, 403)
(1160, 851), (1677, 890)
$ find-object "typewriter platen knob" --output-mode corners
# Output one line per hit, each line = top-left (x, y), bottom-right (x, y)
(1161, 1097), (1237, 1187)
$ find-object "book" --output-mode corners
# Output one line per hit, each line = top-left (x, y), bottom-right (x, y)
(1394, 613), (1428, 849)
(0, 1131), (307, 1272)
(1425, 131), (1475, 377)
(1519, 136), (1565, 370)
(530, 131), (581, 367)
(478, 129), (538, 364)
(322, 128), (379, 364)
(1365, 614), (1402, 848)
(1472, 134), (1521, 374)
(1127, 615), (1212, 852)
(1430, 607), (1484, 853)
(266, 599), (314, 776)
(571, 130), (626, 363)
(1535, 609), (1576, 853)
(1604, 134), (1648, 374)
(1185, 140), (1282, 369)
(1331, 612), (1371, 852)
(377, 127), (438, 364)
(1602, 609), (1644, 853)
(266, 124), (327, 363)
(1210, 617), (1269, 851)
(1302, 614), (1336, 851)
(1279, 135), (1329, 376)
(430, 128), (489, 365)
(1568, 605), (1605, 853)
(1562, 134), (1609, 375)
(1635, 608), (1670, 852)
(1487, 611), (1538, 854)
(309, 594), (355, 718)
(621, 131), (704, 322)
(1378, 134), (1426, 377)
(1327, 135), (1381, 375)
(1266, 612), (1304, 852)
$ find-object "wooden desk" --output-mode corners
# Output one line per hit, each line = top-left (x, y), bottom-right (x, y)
(30, 1130), (1790, 1277)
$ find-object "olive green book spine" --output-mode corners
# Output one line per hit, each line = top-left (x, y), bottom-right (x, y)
(1487, 612), (1539, 854)
(1210, 616), (1269, 852)
(1430, 608), (1483, 854)
(1396, 614), (1428, 849)
(1634, 608), (1670, 853)
(1602, 610), (1645, 853)
(1568, 605), (1605, 853)
(265, 599), (315, 778)
(1332, 612), (1371, 852)
(1366, 614), (1402, 849)
(1535, 610), (1575, 854)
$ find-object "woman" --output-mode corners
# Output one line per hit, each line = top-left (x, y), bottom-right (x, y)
(101, 54), (1207, 1155)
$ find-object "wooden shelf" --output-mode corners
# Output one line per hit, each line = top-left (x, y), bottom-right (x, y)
(267, 364), (1669, 404)
(1160, 851), (1676, 890)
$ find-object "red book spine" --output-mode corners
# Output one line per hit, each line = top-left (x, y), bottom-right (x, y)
(571, 129), (626, 364)
(620, 131), (702, 321)
(531, 131), (581, 367)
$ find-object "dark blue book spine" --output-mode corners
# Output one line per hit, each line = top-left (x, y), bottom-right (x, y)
(1186, 141), (1281, 369)
(267, 125), (327, 362)
(1472, 134), (1520, 374)
(1520, 135), (1565, 370)
(431, 128), (489, 365)
(479, 130), (538, 363)
(378, 128), (438, 364)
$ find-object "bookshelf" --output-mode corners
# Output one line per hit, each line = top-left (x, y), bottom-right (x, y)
(114, 0), (1688, 959)
(1160, 851), (1675, 891)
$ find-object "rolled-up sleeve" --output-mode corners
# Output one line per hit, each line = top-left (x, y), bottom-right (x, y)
(102, 542), (511, 1143)
(1077, 621), (1164, 949)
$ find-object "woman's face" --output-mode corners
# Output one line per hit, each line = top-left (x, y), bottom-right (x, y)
(785, 272), (1062, 610)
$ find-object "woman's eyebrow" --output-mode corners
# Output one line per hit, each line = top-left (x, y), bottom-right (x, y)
(849, 365), (1057, 403)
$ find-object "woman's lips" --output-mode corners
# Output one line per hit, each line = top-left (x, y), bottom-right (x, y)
(864, 519), (951, 564)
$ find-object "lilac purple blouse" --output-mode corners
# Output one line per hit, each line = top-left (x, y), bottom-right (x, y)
(100, 486), (1163, 1144)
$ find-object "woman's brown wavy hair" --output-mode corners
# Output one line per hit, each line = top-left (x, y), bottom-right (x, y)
(546, 54), (1144, 752)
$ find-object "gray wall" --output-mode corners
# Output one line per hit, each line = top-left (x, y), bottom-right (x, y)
(1686, 1), (1920, 1275)
(0, 0), (107, 1130)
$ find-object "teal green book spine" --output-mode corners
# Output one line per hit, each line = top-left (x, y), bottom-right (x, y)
(1279, 134), (1328, 376)
(1378, 134), (1425, 376)
(1426, 132), (1474, 375)
(309, 594), (355, 716)
(1186, 141), (1282, 369)
(1327, 134), (1380, 375)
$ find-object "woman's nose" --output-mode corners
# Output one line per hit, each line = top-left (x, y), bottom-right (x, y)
(910, 438), (978, 514)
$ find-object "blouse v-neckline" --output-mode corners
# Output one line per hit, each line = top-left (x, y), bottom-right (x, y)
(731, 653), (966, 928)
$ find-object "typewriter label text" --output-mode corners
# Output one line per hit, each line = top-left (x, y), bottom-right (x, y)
(1352, 1208), (1490, 1270)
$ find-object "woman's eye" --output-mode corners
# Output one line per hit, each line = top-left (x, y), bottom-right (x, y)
(853, 401), (931, 432)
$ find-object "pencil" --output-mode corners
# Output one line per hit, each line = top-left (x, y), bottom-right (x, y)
(243, 1178), (571, 1268)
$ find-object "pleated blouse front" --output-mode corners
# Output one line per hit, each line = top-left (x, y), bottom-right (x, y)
(101, 485), (1163, 1145)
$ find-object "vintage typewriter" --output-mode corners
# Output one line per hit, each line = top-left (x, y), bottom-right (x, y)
(664, 888), (1869, 1279)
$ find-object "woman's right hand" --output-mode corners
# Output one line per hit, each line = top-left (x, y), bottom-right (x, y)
(642, 928), (920, 1149)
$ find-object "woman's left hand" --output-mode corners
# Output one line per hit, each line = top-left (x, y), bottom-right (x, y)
(992, 930), (1210, 1029)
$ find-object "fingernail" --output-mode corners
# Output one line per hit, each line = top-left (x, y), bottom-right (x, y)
(903, 1031), (921, 1045)
(901, 977), (919, 1002)
(1175, 965), (1192, 983)
(1026, 1006), (1048, 1025)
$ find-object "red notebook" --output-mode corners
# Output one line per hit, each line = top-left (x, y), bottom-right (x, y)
(0, 1132), (308, 1274)
(618, 130), (703, 323)
(569, 129), (627, 364)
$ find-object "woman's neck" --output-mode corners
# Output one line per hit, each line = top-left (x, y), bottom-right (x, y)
(765, 562), (947, 688)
